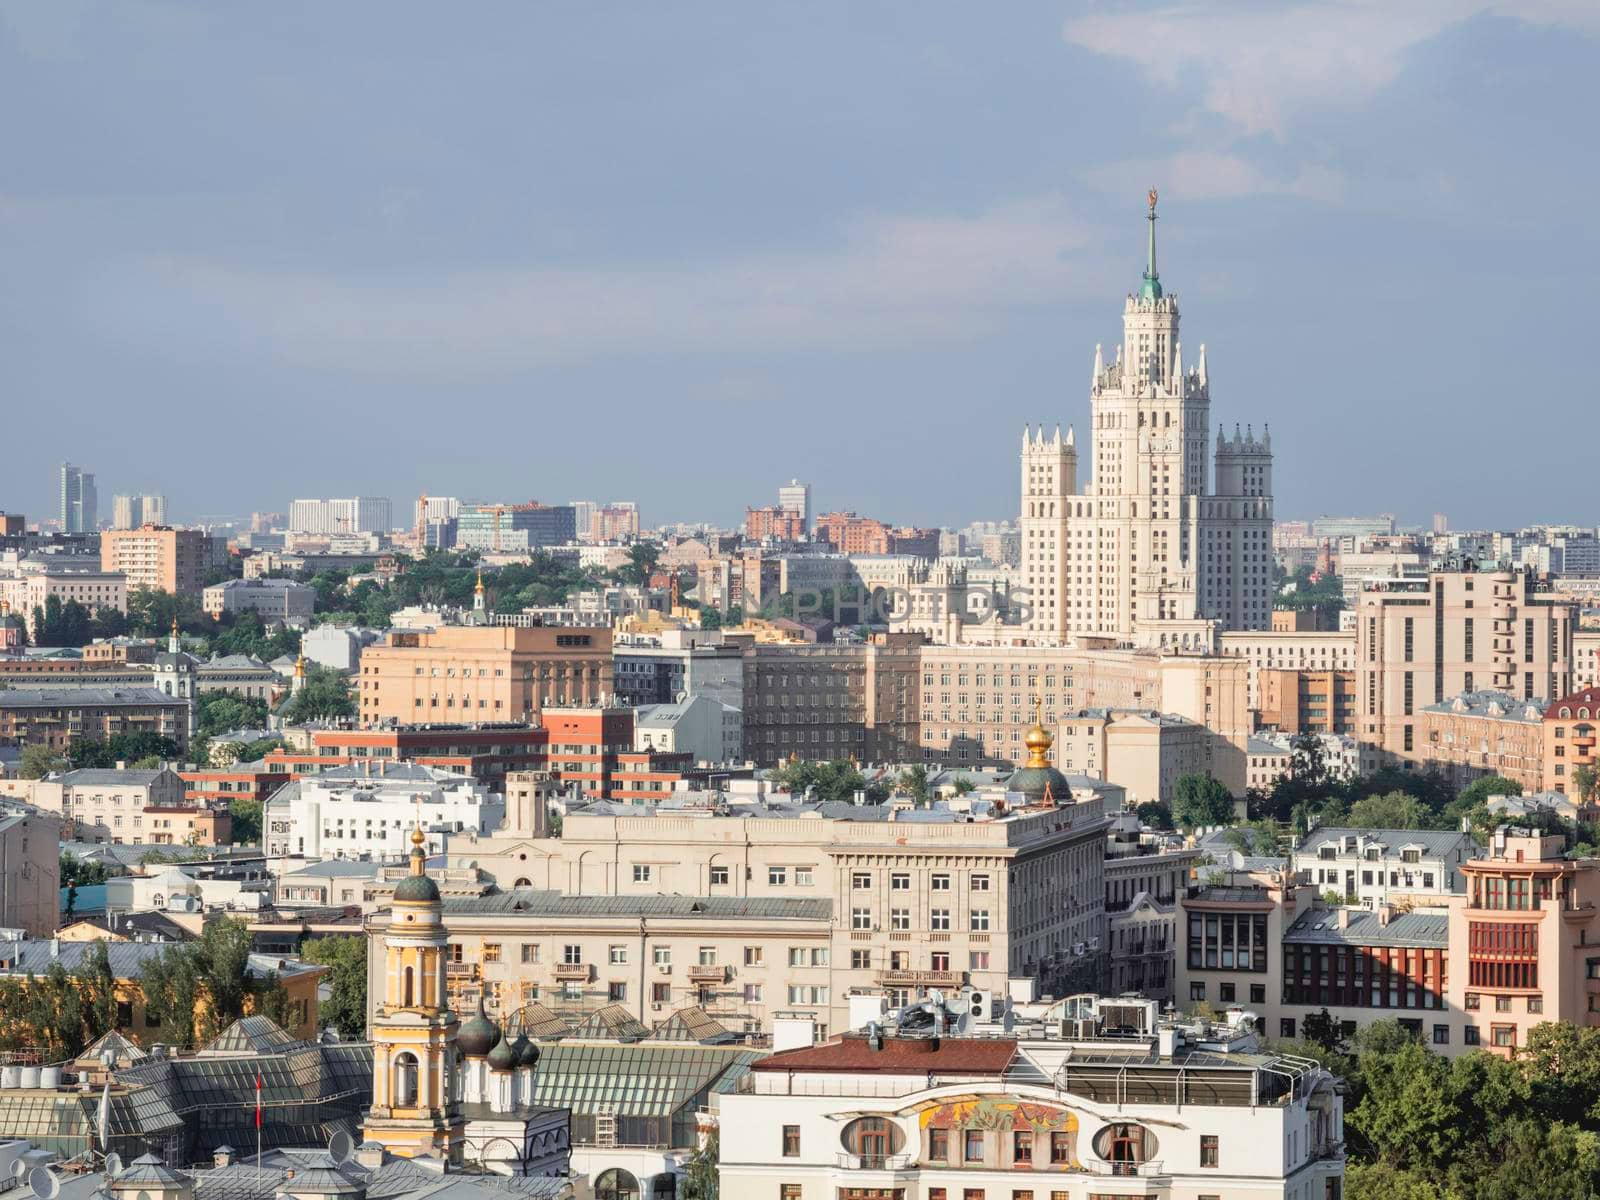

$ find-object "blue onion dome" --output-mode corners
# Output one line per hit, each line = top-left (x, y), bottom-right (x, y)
(486, 1026), (518, 1071)
(459, 995), (497, 1057)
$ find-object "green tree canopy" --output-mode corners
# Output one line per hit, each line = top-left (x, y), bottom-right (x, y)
(1171, 773), (1235, 829)
(1348, 790), (1427, 830)
(1458, 775), (1523, 808)
(277, 664), (355, 724)
(1133, 801), (1173, 830)
(18, 745), (66, 779)
(302, 936), (367, 1040)
(769, 758), (885, 804)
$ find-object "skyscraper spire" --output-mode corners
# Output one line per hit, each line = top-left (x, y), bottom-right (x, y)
(1138, 186), (1162, 301)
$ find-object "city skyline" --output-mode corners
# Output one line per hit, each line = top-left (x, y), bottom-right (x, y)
(5, 4), (1598, 530)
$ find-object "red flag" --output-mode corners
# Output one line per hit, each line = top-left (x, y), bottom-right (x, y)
(255, 1072), (262, 1128)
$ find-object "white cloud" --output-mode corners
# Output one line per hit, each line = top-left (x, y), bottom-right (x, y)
(1064, 1), (1600, 138)
(87, 198), (1108, 372)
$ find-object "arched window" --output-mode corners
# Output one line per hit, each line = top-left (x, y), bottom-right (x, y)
(1093, 1123), (1157, 1175)
(513, 878), (532, 888)
(595, 1169), (639, 1200)
(841, 1116), (902, 1168)
(403, 966), (415, 1007)
(393, 1052), (419, 1108)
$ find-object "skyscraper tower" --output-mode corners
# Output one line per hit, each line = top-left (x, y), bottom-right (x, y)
(59, 463), (96, 534)
(1020, 189), (1273, 649)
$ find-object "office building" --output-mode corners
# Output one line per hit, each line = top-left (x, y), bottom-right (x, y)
(111, 494), (167, 530)
(778, 479), (811, 529)
(58, 463), (97, 534)
(288, 496), (392, 535)
(1021, 192), (1273, 648)
(456, 503), (577, 552)
(201, 577), (317, 624)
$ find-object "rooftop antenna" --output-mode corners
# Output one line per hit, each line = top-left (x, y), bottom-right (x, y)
(327, 1131), (353, 1166)
(27, 1168), (59, 1200)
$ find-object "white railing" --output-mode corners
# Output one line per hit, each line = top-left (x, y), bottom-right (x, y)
(835, 1152), (913, 1170)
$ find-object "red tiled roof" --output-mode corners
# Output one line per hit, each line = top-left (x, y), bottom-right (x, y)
(1545, 688), (1600, 720)
(750, 1035), (1016, 1074)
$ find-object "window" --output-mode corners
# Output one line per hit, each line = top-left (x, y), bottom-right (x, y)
(482, 943), (502, 963)
(562, 944), (582, 965)
(1013, 1130), (1033, 1164)
(1249, 984), (1265, 1004)
(852, 907), (873, 930)
(891, 872), (911, 890)
(842, 1116), (898, 1166)
(1280, 1018), (1297, 1039)
(965, 1129), (985, 1162)
(521, 944), (540, 964)
(1190, 982), (1206, 1001)
(709, 866), (729, 886)
(607, 982), (626, 1003)
(1050, 1131), (1071, 1163)
(795, 867), (814, 886)
(1465, 992), (1479, 1010)
(744, 946), (763, 967)
(811, 947), (828, 966)
(1433, 1024), (1450, 1045)
(651, 982), (670, 1003)
(780, 1188), (801, 1200)
(852, 949), (872, 969)
(1494, 996), (1512, 1013)
(970, 950), (990, 970)
(1219, 982), (1235, 1003)
(1492, 1025), (1516, 1048)
(971, 874), (990, 891)
(970, 909), (990, 931)
(1200, 1135), (1219, 1168)
(632, 864), (652, 883)
(608, 945), (627, 964)
(929, 1128), (949, 1161)
(931, 873), (951, 891)
(1465, 1026), (1481, 1045)
(789, 948), (806, 967)
(893, 908), (913, 931)
(699, 946), (717, 966)
(930, 908), (950, 931)
(852, 872), (872, 889)
(768, 867), (787, 886)
(782, 1125), (800, 1157)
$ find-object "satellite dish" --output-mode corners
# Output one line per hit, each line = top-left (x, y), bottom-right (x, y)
(12, 1160), (27, 1182)
(104, 1154), (123, 1177)
(28, 1167), (58, 1200)
(327, 1131), (353, 1166)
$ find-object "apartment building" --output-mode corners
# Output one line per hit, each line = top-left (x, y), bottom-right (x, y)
(0, 801), (62, 935)
(1356, 569), (1574, 769)
(1180, 829), (1600, 1056)
(1419, 691), (1547, 791)
(0, 687), (189, 751)
(1217, 628), (1357, 714)
(741, 634), (921, 764)
(264, 722), (551, 784)
(0, 560), (127, 635)
(100, 525), (218, 596)
(447, 780), (1109, 1035)
(1103, 815), (1198, 1003)
(744, 505), (806, 542)
(1257, 667), (1358, 735)
(1544, 685), (1600, 796)
(356, 624), (612, 726)
(1055, 708), (1222, 803)
(1292, 827), (1478, 907)
(201, 578), (317, 624)
(611, 631), (744, 710)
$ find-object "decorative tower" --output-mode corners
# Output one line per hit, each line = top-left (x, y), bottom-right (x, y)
(472, 570), (487, 623)
(1019, 423), (1077, 638)
(363, 826), (466, 1163)
(154, 616), (197, 740)
(291, 652), (307, 696)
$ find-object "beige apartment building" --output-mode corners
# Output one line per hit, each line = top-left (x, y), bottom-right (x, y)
(912, 643), (1250, 771)
(1419, 691), (1547, 791)
(0, 801), (61, 936)
(441, 772), (1111, 1035)
(0, 562), (127, 635)
(1217, 628), (1357, 713)
(356, 624), (613, 726)
(1575, 628), (1600, 690)
(100, 525), (216, 596)
(1055, 708), (1221, 803)
(1357, 570), (1575, 770)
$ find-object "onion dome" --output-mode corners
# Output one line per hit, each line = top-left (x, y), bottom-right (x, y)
(392, 825), (440, 903)
(486, 1026), (518, 1071)
(510, 1030), (539, 1068)
(458, 995), (497, 1057)
(1006, 697), (1072, 806)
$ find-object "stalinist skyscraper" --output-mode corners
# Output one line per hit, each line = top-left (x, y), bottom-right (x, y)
(1021, 190), (1273, 649)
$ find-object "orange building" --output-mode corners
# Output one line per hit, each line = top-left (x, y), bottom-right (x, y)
(1258, 667), (1357, 735)
(356, 624), (612, 726)
(263, 723), (549, 783)
(815, 511), (891, 555)
(1544, 685), (1600, 797)
(744, 505), (806, 543)
(100, 524), (216, 596)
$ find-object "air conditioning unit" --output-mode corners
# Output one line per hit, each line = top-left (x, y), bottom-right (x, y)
(657, 965), (672, 974)
(966, 990), (990, 1020)
(1073, 942), (1087, 957)
(1087, 936), (1101, 951)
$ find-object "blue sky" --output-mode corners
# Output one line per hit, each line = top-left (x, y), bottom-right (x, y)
(3, 2), (1595, 530)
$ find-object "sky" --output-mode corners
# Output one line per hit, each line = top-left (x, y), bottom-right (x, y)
(3, 1), (1597, 532)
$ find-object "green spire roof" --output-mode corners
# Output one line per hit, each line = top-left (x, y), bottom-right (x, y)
(1138, 186), (1162, 301)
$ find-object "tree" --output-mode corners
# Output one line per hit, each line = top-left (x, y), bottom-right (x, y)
(896, 764), (930, 805)
(303, 936), (367, 1039)
(68, 732), (181, 770)
(1171, 774), (1234, 829)
(1573, 764), (1600, 806)
(197, 691), (270, 737)
(1300, 1008), (1346, 1053)
(769, 758), (880, 804)
(61, 853), (109, 888)
(1348, 790), (1427, 831)
(139, 917), (264, 1045)
(277, 664), (355, 724)
(616, 541), (662, 587)
(679, 1129), (719, 1200)
(31, 596), (93, 647)
(18, 745), (66, 779)
(1459, 775), (1523, 808)
(1133, 801), (1173, 830)
(230, 797), (264, 845)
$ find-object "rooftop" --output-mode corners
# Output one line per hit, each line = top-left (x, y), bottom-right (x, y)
(435, 889), (831, 922)
(0, 687), (181, 707)
(1297, 827), (1477, 859)
(1284, 906), (1450, 949)
(751, 1034), (1017, 1075)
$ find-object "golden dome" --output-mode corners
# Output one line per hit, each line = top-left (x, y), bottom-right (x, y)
(1022, 697), (1053, 768)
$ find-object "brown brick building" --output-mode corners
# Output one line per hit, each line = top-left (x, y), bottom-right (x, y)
(356, 625), (612, 726)
(1258, 668), (1357, 735)
(0, 687), (190, 751)
(100, 525), (217, 596)
(744, 506), (806, 543)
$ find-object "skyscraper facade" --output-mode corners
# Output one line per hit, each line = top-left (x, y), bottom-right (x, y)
(111, 494), (167, 530)
(287, 496), (392, 534)
(778, 479), (811, 530)
(58, 463), (96, 534)
(1021, 191), (1273, 649)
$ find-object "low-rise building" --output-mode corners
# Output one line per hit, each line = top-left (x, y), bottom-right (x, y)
(720, 996), (1345, 1200)
(263, 762), (505, 861)
(633, 695), (743, 764)
(201, 578), (317, 624)
(1055, 708), (1222, 804)
(1420, 690), (1548, 791)
(0, 560), (127, 636)
(264, 722), (549, 785)
(1103, 813), (1198, 1003)
(1292, 827), (1478, 906)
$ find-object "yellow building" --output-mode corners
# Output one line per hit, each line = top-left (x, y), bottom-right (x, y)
(363, 825), (467, 1163)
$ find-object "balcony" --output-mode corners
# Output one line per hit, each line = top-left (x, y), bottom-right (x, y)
(687, 964), (727, 984)
(446, 962), (478, 979)
(553, 962), (591, 982)
(876, 968), (962, 989)
(835, 1152), (913, 1170)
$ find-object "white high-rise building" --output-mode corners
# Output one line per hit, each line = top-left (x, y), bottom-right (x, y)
(1021, 190), (1273, 649)
(288, 496), (392, 534)
(111, 493), (167, 530)
(778, 478), (811, 530)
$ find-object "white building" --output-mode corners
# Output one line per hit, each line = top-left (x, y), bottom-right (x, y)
(201, 578), (317, 624)
(302, 623), (382, 673)
(720, 994), (1344, 1200)
(779, 478), (812, 530)
(288, 496), (392, 535)
(1022, 191), (1273, 649)
(1292, 827), (1480, 907)
(263, 762), (505, 861)
(633, 694), (743, 764)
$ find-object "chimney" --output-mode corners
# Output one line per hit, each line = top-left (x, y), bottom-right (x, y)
(1337, 908), (1351, 930)
(1378, 903), (1394, 927)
